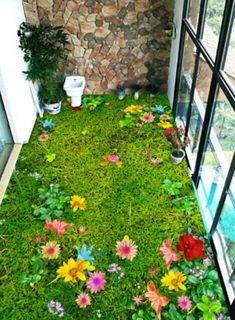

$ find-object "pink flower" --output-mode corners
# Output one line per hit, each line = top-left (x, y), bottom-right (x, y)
(86, 272), (106, 293)
(76, 293), (91, 308)
(107, 155), (119, 162)
(116, 236), (138, 261)
(39, 134), (49, 141)
(140, 113), (155, 123)
(160, 240), (180, 270)
(178, 296), (192, 311)
(44, 220), (74, 235)
(160, 114), (169, 121)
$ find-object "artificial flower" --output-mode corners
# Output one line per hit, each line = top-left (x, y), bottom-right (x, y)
(132, 294), (143, 306)
(178, 296), (192, 311)
(48, 300), (64, 317)
(161, 270), (186, 291)
(163, 127), (175, 137)
(57, 258), (94, 283)
(41, 241), (60, 259)
(160, 114), (169, 121)
(70, 195), (86, 212)
(77, 226), (88, 234)
(135, 122), (143, 128)
(140, 113), (154, 123)
(148, 266), (158, 277)
(44, 220), (74, 235)
(124, 105), (143, 114)
(145, 281), (169, 320)
(86, 272), (106, 293)
(107, 263), (121, 273)
(75, 244), (95, 262)
(115, 161), (123, 167)
(152, 105), (165, 114)
(107, 155), (119, 162)
(76, 293), (91, 308)
(100, 161), (109, 167)
(176, 234), (205, 261)
(33, 234), (46, 243)
(149, 157), (161, 166)
(39, 134), (49, 141)
(159, 240), (180, 270)
(157, 121), (173, 129)
(116, 235), (138, 261)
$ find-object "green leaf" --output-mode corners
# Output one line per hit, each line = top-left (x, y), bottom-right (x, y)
(202, 296), (209, 304)
(19, 274), (29, 284)
(188, 275), (201, 284)
(207, 270), (218, 281)
(203, 311), (216, 320)
(210, 301), (221, 312)
(197, 302), (209, 312)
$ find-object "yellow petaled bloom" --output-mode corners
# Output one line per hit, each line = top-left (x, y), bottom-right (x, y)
(57, 258), (94, 283)
(70, 195), (86, 212)
(100, 161), (109, 167)
(124, 105), (143, 114)
(157, 121), (173, 129)
(41, 241), (60, 259)
(115, 161), (123, 167)
(161, 270), (187, 291)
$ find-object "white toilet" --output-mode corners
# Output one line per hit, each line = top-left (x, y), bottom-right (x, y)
(63, 76), (86, 107)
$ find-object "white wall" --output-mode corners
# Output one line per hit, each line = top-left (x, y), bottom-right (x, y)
(0, 0), (37, 143)
(168, 0), (184, 107)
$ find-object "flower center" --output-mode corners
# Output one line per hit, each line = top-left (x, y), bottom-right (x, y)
(122, 245), (131, 254)
(171, 279), (179, 287)
(81, 297), (87, 304)
(69, 267), (78, 277)
(46, 247), (55, 255)
(93, 277), (101, 286)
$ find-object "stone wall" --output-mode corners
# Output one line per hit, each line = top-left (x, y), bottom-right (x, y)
(22, 0), (173, 94)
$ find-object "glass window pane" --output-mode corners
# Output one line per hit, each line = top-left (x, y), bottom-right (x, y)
(224, 17), (235, 91)
(186, 57), (213, 170)
(198, 88), (235, 229)
(188, 0), (201, 32)
(176, 34), (197, 127)
(202, 0), (226, 60)
(213, 178), (235, 303)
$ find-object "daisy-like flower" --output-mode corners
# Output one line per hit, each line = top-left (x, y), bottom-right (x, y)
(178, 296), (192, 311)
(86, 272), (106, 293)
(148, 266), (158, 278)
(33, 234), (46, 243)
(116, 235), (138, 261)
(107, 155), (119, 162)
(48, 300), (64, 317)
(57, 258), (94, 283)
(124, 105), (143, 114)
(132, 293), (143, 306)
(107, 263), (121, 273)
(70, 195), (86, 212)
(115, 161), (123, 167)
(44, 220), (74, 235)
(135, 122), (143, 128)
(160, 114), (169, 121)
(77, 226), (88, 234)
(140, 113), (155, 123)
(41, 241), (60, 259)
(149, 157), (161, 165)
(100, 161), (109, 167)
(161, 270), (186, 291)
(76, 292), (91, 308)
(39, 134), (49, 141)
(157, 121), (173, 129)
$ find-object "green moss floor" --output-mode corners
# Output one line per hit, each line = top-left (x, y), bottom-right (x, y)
(0, 94), (205, 319)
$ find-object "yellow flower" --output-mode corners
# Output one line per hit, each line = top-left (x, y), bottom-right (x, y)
(115, 161), (123, 167)
(57, 258), (94, 283)
(100, 161), (109, 167)
(70, 195), (86, 212)
(124, 105), (143, 114)
(161, 270), (186, 291)
(157, 121), (173, 129)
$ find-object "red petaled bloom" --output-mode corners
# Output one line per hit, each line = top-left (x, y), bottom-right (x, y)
(176, 234), (205, 261)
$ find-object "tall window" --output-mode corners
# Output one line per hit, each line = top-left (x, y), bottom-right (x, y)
(174, 0), (235, 318)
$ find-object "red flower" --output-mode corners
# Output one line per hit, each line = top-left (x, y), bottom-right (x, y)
(176, 234), (205, 261)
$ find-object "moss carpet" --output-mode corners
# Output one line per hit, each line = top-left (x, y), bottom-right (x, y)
(0, 95), (204, 319)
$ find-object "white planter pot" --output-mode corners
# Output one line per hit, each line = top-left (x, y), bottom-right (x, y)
(171, 149), (185, 164)
(45, 101), (62, 115)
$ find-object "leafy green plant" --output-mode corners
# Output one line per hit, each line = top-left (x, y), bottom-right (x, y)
(32, 184), (69, 220)
(172, 196), (194, 213)
(162, 179), (182, 196)
(45, 153), (56, 163)
(82, 96), (104, 110)
(119, 113), (136, 128)
(197, 296), (221, 320)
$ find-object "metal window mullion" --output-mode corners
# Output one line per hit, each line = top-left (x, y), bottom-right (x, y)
(172, 0), (190, 116)
(196, 0), (208, 39)
(210, 152), (235, 235)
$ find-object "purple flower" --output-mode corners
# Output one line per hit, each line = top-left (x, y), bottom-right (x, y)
(107, 263), (121, 273)
(178, 296), (192, 311)
(132, 293), (143, 306)
(48, 300), (64, 317)
(216, 313), (225, 320)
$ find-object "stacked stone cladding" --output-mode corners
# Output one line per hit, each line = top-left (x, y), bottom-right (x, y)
(23, 0), (173, 94)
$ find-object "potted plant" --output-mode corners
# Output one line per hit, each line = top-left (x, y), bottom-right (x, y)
(163, 127), (190, 164)
(18, 22), (68, 114)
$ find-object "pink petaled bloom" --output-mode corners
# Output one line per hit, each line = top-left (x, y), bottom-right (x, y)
(160, 240), (180, 270)
(39, 134), (49, 141)
(86, 272), (106, 293)
(116, 237), (138, 261)
(132, 294), (143, 306)
(107, 155), (119, 162)
(76, 293), (91, 308)
(160, 114), (169, 121)
(178, 296), (192, 311)
(140, 113), (155, 123)
(44, 220), (74, 235)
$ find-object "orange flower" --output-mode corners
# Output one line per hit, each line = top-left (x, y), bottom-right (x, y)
(145, 281), (169, 320)
(100, 161), (109, 167)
